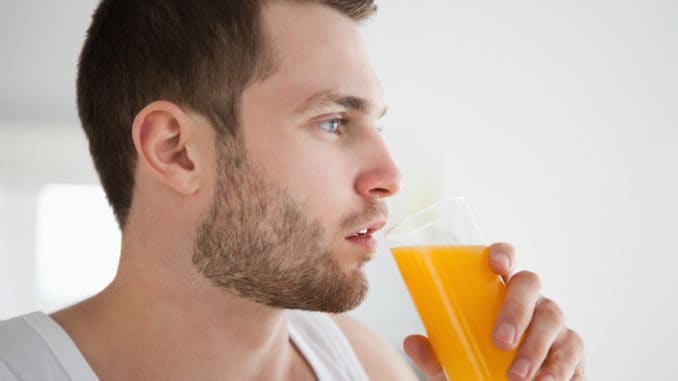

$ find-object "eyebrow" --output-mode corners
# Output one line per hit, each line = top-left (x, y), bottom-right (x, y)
(295, 90), (388, 118)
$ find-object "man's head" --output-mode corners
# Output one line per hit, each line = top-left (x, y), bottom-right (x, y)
(78, 0), (377, 228)
(78, 0), (401, 312)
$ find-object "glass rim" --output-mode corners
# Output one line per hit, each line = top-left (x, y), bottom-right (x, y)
(385, 196), (477, 241)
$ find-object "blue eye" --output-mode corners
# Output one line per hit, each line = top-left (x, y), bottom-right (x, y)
(318, 118), (345, 134)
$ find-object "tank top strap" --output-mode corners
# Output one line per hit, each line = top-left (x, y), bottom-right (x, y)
(287, 310), (368, 381)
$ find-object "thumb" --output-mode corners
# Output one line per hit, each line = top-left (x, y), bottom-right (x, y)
(403, 335), (447, 381)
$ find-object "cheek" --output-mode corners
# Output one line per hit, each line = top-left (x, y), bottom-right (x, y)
(273, 145), (356, 231)
(241, 111), (359, 231)
(293, 154), (352, 224)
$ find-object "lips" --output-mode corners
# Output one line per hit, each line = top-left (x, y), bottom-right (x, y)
(345, 219), (387, 252)
(346, 219), (387, 239)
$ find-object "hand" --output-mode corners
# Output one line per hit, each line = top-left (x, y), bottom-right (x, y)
(403, 242), (586, 381)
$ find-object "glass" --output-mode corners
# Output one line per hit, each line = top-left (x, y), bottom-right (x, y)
(386, 197), (516, 380)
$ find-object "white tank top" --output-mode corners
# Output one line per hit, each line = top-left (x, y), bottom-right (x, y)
(287, 310), (368, 380)
(0, 311), (367, 381)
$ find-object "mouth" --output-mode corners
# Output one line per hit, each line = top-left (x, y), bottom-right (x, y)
(344, 220), (387, 252)
(348, 220), (386, 237)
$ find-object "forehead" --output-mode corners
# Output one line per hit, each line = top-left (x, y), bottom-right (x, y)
(254, 1), (385, 113)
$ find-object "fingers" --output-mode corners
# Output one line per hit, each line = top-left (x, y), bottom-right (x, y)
(487, 244), (586, 380)
(488, 242), (516, 281)
(507, 298), (565, 380)
(493, 271), (542, 351)
(403, 335), (447, 381)
(534, 329), (586, 381)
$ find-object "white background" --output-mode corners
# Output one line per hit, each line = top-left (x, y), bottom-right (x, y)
(1, 1), (677, 380)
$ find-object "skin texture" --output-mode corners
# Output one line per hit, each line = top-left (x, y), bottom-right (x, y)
(49, 2), (584, 380)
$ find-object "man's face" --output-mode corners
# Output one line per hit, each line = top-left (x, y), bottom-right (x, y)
(193, 2), (401, 312)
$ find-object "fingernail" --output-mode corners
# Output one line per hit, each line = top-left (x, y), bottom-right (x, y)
(493, 322), (515, 345)
(492, 253), (511, 269)
(541, 375), (555, 381)
(509, 358), (531, 378)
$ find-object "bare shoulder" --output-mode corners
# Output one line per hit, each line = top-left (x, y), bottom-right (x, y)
(331, 314), (419, 381)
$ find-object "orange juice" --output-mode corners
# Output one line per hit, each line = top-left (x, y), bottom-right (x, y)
(392, 245), (516, 380)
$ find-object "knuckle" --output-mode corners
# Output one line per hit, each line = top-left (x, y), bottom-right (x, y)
(493, 242), (515, 255)
(573, 361), (587, 381)
(554, 345), (578, 365)
(548, 340), (584, 375)
(566, 329), (586, 359)
(535, 298), (564, 326)
(541, 363), (570, 380)
(503, 299), (533, 323)
(513, 271), (542, 290)
(518, 337), (551, 364)
(539, 347), (581, 380)
(568, 329), (585, 352)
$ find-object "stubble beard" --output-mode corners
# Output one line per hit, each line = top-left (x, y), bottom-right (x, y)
(192, 136), (368, 313)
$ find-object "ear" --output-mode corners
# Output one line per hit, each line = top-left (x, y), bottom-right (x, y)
(131, 101), (203, 195)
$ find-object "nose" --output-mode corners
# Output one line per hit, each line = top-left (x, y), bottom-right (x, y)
(353, 135), (403, 199)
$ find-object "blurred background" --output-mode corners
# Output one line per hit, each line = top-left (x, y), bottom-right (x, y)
(1, 0), (676, 379)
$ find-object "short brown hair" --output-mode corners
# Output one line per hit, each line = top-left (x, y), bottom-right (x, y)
(77, 0), (377, 228)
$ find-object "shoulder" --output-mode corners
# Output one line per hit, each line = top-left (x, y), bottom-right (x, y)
(0, 313), (44, 353)
(0, 313), (67, 379)
(330, 314), (419, 381)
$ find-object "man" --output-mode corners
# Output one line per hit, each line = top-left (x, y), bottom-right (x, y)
(0, 0), (585, 380)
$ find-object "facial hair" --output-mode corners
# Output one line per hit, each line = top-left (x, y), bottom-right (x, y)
(192, 136), (385, 313)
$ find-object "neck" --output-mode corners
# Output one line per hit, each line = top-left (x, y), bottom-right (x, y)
(51, 229), (306, 381)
